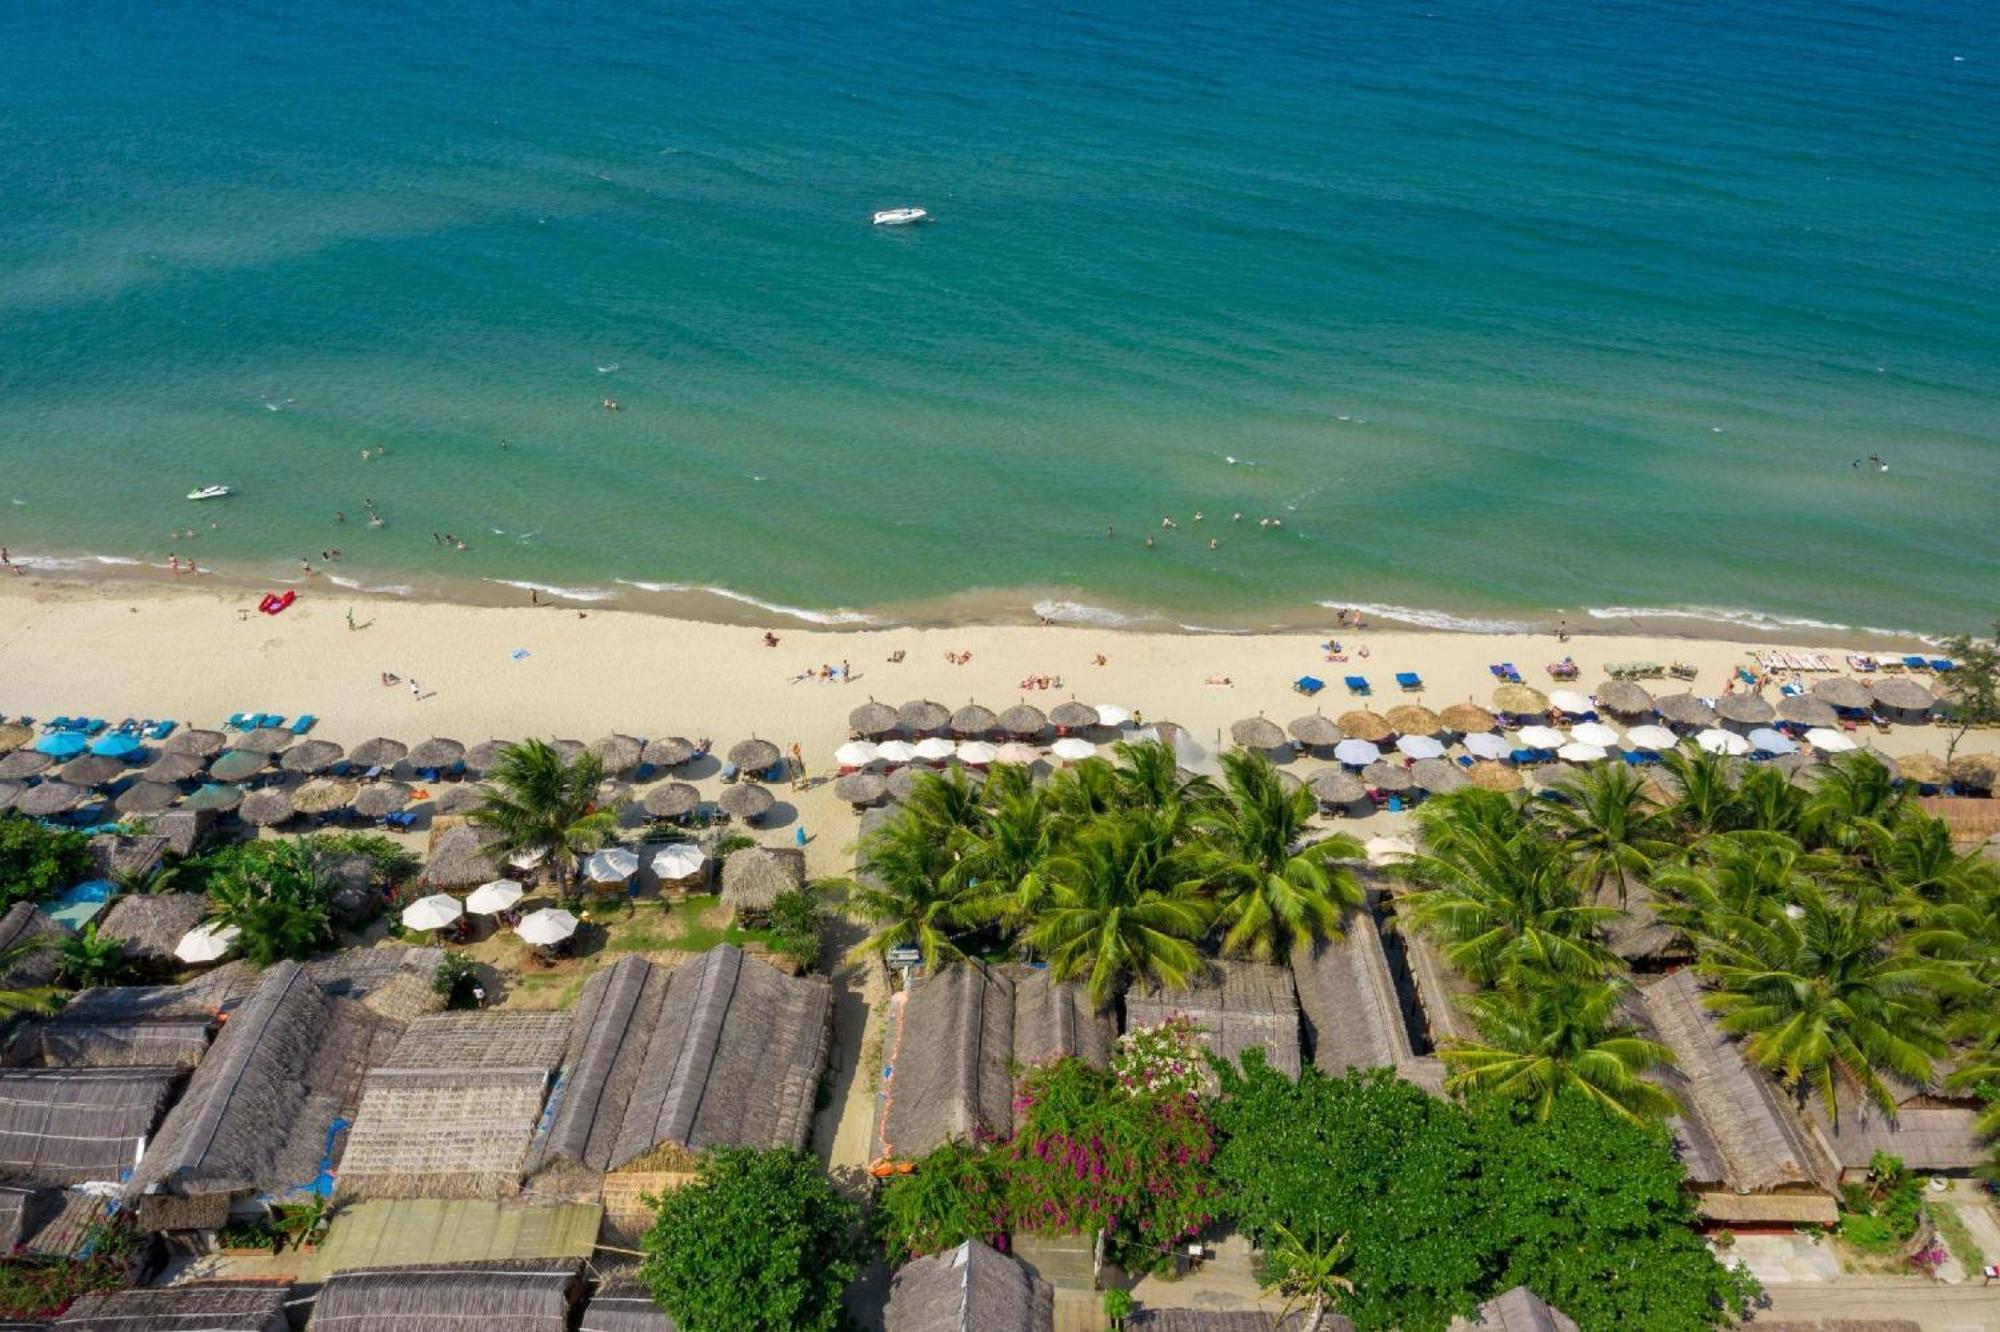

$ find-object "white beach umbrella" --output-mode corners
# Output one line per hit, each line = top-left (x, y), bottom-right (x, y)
(1623, 724), (1678, 751)
(1050, 737), (1097, 762)
(173, 922), (240, 964)
(1333, 739), (1381, 766)
(874, 740), (919, 764)
(507, 847), (547, 872)
(650, 843), (706, 880)
(1557, 742), (1608, 763)
(583, 847), (640, 884)
(993, 742), (1041, 766)
(834, 741), (879, 768)
(401, 893), (464, 932)
(1569, 721), (1621, 748)
(1395, 735), (1445, 760)
(1805, 728), (1857, 753)
(956, 740), (999, 765)
(1695, 728), (1751, 757)
(1092, 704), (1132, 728)
(913, 737), (957, 761)
(465, 878), (525, 916)
(517, 907), (579, 947)
(1461, 732), (1509, 761)
(1747, 728), (1798, 754)
(1364, 836), (1416, 866)
(1517, 725), (1567, 750)
(1548, 689), (1594, 715)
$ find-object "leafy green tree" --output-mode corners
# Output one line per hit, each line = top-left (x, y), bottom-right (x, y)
(205, 837), (337, 965)
(874, 1139), (1007, 1265)
(1937, 619), (2000, 763)
(1442, 974), (1679, 1124)
(764, 887), (823, 970)
(1190, 750), (1363, 962)
(842, 812), (975, 968)
(55, 923), (131, 988)
(639, 1147), (861, 1332)
(469, 740), (615, 897)
(0, 935), (61, 1020)
(111, 862), (180, 897)
(1657, 747), (1740, 838)
(1027, 813), (1211, 1008)
(1535, 762), (1672, 906)
(1802, 752), (1905, 854)
(0, 813), (91, 909)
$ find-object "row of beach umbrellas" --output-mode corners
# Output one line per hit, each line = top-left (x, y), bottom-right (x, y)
(848, 699), (1127, 739)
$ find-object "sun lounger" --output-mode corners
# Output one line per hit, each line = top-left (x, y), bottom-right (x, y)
(720, 762), (741, 784)
(1930, 658), (1954, 672)
(1294, 676), (1325, 696)
(257, 714), (284, 729)
(45, 717), (72, 732)
(1499, 663), (1523, 682)
(1395, 672), (1423, 691)
(1345, 676), (1371, 696)
(1385, 795), (1404, 813)
(226, 712), (250, 730)
(82, 719), (106, 735)
(1902, 655), (1929, 670)
(383, 809), (419, 830)
(289, 715), (316, 735)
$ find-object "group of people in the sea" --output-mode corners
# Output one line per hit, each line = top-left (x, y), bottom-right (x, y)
(1109, 509), (1288, 550)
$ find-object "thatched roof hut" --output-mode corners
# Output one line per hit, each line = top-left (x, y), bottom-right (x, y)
(340, 1048), (558, 1201)
(835, 772), (888, 806)
(208, 749), (272, 783)
(896, 699), (949, 733)
(0, 902), (65, 992)
(1287, 713), (1341, 747)
(1491, 683), (1548, 714)
(239, 787), (295, 827)
(1291, 913), (1443, 1094)
(430, 783), (491, 815)
(1125, 1313), (1334, 1331)
(1438, 703), (1498, 735)
(4, 980), (219, 1070)
(58, 1283), (291, 1332)
(951, 703), (1000, 736)
(233, 726), (293, 755)
(719, 845), (804, 916)
(1048, 701), (1098, 730)
(422, 824), (503, 889)
(1125, 962), (1301, 1082)
(531, 948), (832, 1174)
(349, 737), (409, 769)
(95, 893), (210, 966)
(1361, 760), (1414, 792)
(1713, 693), (1775, 726)
(1385, 704), (1441, 737)
(182, 782), (244, 814)
(1398, 925), (1478, 1048)
(1776, 695), (1839, 728)
(1812, 677), (1875, 710)
(1653, 693), (1717, 727)
(641, 783), (701, 819)
(635, 736), (693, 770)
(463, 739), (513, 777)
(885, 1239), (1055, 1332)
(291, 777), (358, 815)
(1309, 769), (1366, 806)
(718, 782), (774, 821)
(0, 1067), (181, 1186)
(0, 1181), (115, 1259)
(0, 722), (30, 755)
(353, 781), (414, 818)
(727, 738), (779, 771)
(0, 777), (25, 810)
(588, 734), (643, 775)
(1231, 716), (1285, 750)
(997, 704), (1047, 737)
(1800, 1087), (1990, 1177)
(1601, 887), (1685, 967)
(280, 738), (346, 774)
(580, 1278), (676, 1332)
(1872, 678), (1935, 713)
(1446, 1287), (1579, 1332)
(1410, 758), (1466, 793)
(1949, 752), (1999, 791)
(135, 750), (206, 784)
(311, 1258), (584, 1332)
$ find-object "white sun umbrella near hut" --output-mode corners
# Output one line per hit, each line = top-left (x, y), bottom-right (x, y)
(1747, 728), (1798, 754)
(1093, 704), (1132, 728)
(912, 737), (957, 762)
(1517, 725), (1567, 750)
(1395, 735), (1445, 760)
(1623, 724), (1678, 751)
(651, 843), (706, 881)
(1050, 737), (1096, 762)
(401, 893), (464, 933)
(465, 879), (524, 916)
(834, 741), (878, 770)
(874, 740), (919, 764)
(1547, 689), (1594, 715)
(993, 742), (1040, 766)
(1695, 728), (1750, 756)
(1569, 721), (1621, 748)
(956, 740), (999, 765)
(518, 907), (579, 947)
(1557, 742), (1607, 763)
(1461, 732), (1509, 761)
(1364, 835), (1416, 866)
(1805, 727), (1857, 753)
(173, 921), (240, 964)
(1332, 738), (1381, 767)
(583, 847), (640, 885)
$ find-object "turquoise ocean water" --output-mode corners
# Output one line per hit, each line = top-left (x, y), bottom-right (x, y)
(1, 0), (1996, 634)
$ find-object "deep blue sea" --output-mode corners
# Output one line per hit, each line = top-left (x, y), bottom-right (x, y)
(2, 0), (1996, 634)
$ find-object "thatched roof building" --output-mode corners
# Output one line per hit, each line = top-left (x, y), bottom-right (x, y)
(1125, 1314), (1331, 1331)
(4, 979), (220, 1069)
(0, 902), (65, 991)
(532, 948), (831, 1176)
(83, 833), (170, 883)
(1636, 970), (1836, 1223)
(579, 1278), (675, 1332)
(1601, 887), (1687, 968)
(309, 1259), (584, 1332)
(94, 893), (210, 967)
(1125, 961), (1302, 1081)
(1800, 1086), (1990, 1178)
(0, 1182), (117, 1259)
(0, 1066), (181, 1186)
(1446, 1287), (1578, 1332)
(885, 1239), (1055, 1332)
(316, 1198), (603, 1270)
(875, 963), (1112, 1162)
(56, 1283), (291, 1332)
(718, 845), (805, 917)
(1397, 921), (1479, 1048)
(1291, 913), (1445, 1095)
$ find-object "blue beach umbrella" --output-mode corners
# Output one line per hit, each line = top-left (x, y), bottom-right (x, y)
(89, 733), (143, 760)
(33, 732), (88, 759)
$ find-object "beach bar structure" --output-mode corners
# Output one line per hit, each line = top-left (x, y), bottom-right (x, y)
(718, 844), (805, 922)
(1290, 911), (1445, 1095)
(885, 1239), (1056, 1332)
(1125, 960), (1303, 1083)
(309, 1258), (585, 1332)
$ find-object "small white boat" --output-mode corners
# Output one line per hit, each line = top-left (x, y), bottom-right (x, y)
(872, 207), (929, 226)
(186, 485), (232, 501)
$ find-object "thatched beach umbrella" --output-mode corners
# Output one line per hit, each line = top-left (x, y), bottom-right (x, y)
(60, 754), (126, 788)
(1812, 677), (1875, 711)
(431, 783), (491, 815)
(848, 701), (900, 738)
(0, 751), (53, 780)
(0, 723), (33, 755)
(640, 736), (696, 769)
(885, 766), (923, 802)
(1872, 678), (1936, 713)
(182, 783), (243, 814)
(1594, 680), (1655, 716)
(1049, 701), (1100, 731)
(1232, 716), (1286, 750)
(1776, 696), (1839, 729)
(233, 726), (292, 755)
(164, 728), (227, 758)
(13, 781), (86, 816)
(1492, 684), (1549, 714)
(586, 734), (643, 776)
(728, 739), (780, 772)
(642, 783), (702, 819)
(1950, 753), (1999, 791)
(349, 737), (408, 769)
(1714, 694), (1775, 727)
(1411, 758), (1467, 794)
(0, 780), (21, 812)
(835, 772), (888, 806)
(1526, 763), (1574, 790)
(1310, 769), (1367, 805)
(352, 782), (413, 818)
(548, 738), (588, 764)
(133, 752), (204, 784)
(239, 788), (295, 828)
(998, 704), (1048, 737)
(1438, 703), (1498, 735)
(1338, 711), (1394, 743)
(209, 749), (271, 784)
(408, 737), (467, 771)
(1653, 693), (1717, 728)
(950, 703), (999, 736)
(462, 740), (511, 777)
(1362, 761), (1415, 793)
(1288, 714), (1341, 747)
(1385, 704), (1441, 737)
(719, 782), (774, 821)
(422, 824), (504, 889)
(291, 778), (359, 815)
(1465, 762), (1524, 793)
(899, 699), (951, 733)
(279, 739), (344, 775)
(1893, 753), (1948, 786)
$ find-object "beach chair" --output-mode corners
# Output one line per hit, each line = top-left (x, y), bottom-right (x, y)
(258, 714), (285, 729)
(1930, 658), (1954, 672)
(1396, 672), (1423, 692)
(1344, 676), (1371, 696)
(148, 720), (176, 739)
(1510, 749), (1536, 766)
(1902, 655), (1929, 671)
(45, 717), (72, 732)
(1385, 795), (1404, 813)
(81, 719), (106, 736)
(225, 712), (250, 730)
(720, 762), (741, 784)
(1293, 676), (1325, 696)
(1499, 663), (1523, 682)
(289, 715), (317, 735)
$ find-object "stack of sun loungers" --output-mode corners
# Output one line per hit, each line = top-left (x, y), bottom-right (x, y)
(1753, 651), (1836, 673)
(1603, 660), (1666, 678)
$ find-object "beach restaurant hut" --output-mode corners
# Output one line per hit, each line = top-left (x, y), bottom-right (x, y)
(1445, 1287), (1580, 1332)
(1125, 961), (1302, 1084)
(419, 824), (503, 891)
(0, 1067), (182, 1187)
(59, 1283), (292, 1332)
(720, 845), (804, 922)
(1291, 911), (1445, 1096)
(310, 1259), (585, 1332)
(92, 892), (210, 974)
(886, 1239), (1056, 1332)
(874, 962), (1112, 1164)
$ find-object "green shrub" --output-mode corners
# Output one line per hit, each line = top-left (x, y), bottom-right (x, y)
(765, 889), (823, 970)
(877, 1140), (1007, 1264)
(1839, 1211), (1898, 1252)
(432, 951), (480, 1008)
(0, 814), (91, 909)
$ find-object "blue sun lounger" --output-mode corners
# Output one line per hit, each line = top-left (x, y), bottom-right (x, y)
(226, 712), (250, 730)
(289, 715), (317, 735)
(1929, 658), (1954, 672)
(1344, 676), (1371, 696)
(1902, 655), (1928, 670)
(1293, 676), (1325, 696)
(1396, 672), (1423, 691)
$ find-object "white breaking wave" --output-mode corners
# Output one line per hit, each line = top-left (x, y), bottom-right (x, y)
(1324, 602), (1537, 634)
(89, 555), (142, 566)
(1031, 599), (1142, 628)
(488, 579), (620, 602)
(616, 579), (876, 625)
(1585, 605), (1942, 645)
(327, 575), (415, 597)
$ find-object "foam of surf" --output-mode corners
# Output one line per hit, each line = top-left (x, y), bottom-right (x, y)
(1031, 599), (1142, 628)
(327, 575), (415, 597)
(1323, 602), (1536, 634)
(1584, 605), (1943, 646)
(88, 555), (142, 566)
(616, 579), (875, 625)
(488, 579), (620, 603)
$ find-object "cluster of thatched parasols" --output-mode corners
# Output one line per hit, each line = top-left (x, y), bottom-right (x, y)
(830, 697), (1143, 808)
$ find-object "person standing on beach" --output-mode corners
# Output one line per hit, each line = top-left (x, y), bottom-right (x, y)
(410, 679), (421, 699)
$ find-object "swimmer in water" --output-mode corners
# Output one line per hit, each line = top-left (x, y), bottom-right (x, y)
(603, 398), (620, 412)
(1144, 535), (1155, 548)
(1161, 517), (1176, 529)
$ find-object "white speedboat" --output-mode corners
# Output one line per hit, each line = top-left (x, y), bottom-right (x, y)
(187, 485), (232, 501)
(872, 207), (929, 226)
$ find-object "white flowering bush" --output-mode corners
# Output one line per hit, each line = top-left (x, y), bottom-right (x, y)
(1112, 1013), (1208, 1098)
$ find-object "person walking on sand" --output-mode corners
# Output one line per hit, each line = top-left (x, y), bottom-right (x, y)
(346, 607), (356, 631)
(410, 679), (421, 699)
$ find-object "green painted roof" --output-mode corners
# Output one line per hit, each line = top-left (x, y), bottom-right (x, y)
(319, 1198), (602, 1270)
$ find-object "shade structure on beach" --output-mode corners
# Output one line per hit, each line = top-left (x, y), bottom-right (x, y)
(1310, 769), (1367, 805)
(1333, 739), (1381, 767)
(642, 782), (702, 818)
(0, 751), (54, 780)
(113, 781), (181, 816)
(1949, 753), (1999, 790)
(431, 783), (491, 815)
(993, 742), (1041, 766)
(1593, 680), (1655, 716)
(33, 732), (86, 759)
(1231, 716), (1286, 750)
(1093, 704), (1133, 728)
(874, 740), (918, 764)
(1894, 753), (1949, 785)
(719, 782), (775, 820)
(1051, 737), (1098, 762)
(517, 907), (579, 947)
(292, 778), (360, 815)
(1547, 689), (1594, 715)
(164, 728), (227, 758)
(1411, 757), (1467, 793)
(349, 738), (408, 769)
(407, 737), (467, 771)
(1338, 710), (1394, 743)
(1461, 732), (1509, 761)
(460, 739), (511, 777)
(1653, 693), (1717, 728)
(0, 781), (20, 812)
(208, 749), (271, 784)
(1714, 694), (1775, 726)
(1557, 742), (1608, 764)
(634, 736), (693, 770)
(587, 734), (643, 775)
(239, 788), (295, 827)
(950, 704), (999, 735)
(650, 844), (706, 881)
(956, 741), (999, 765)
(1492, 684), (1549, 714)
(834, 741), (879, 768)
(1804, 728), (1856, 753)
(233, 726), (293, 755)
(835, 771), (888, 805)
(583, 847), (639, 884)
(1623, 724), (1678, 751)
(1812, 678), (1875, 711)
(132, 752), (204, 784)
(1569, 722), (1622, 748)
(1747, 728), (1799, 756)
(279, 739), (344, 775)
(885, 766), (922, 802)
(848, 701), (900, 738)
(1395, 735), (1445, 760)
(0, 723), (32, 755)
(87, 732), (143, 760)
(1386, 704), (1442, 737)
(998, 704), (1048, 737)
(1776, 696), (1840, 728)
(15, 781), (88, 816)
(182, 782), (244, 813)
(401, 893), (463, 932)
(913, 737), (957, 761)
(1695, 728), (1751, 757)
(1516, 725), (1567, 750)
(60, 754), (126, 788)
(728, 739), (781, 773)
(1362, 760), (1415, 792)
(1364, 836), (1416, 866)
(1287, 714), (1341, 747)
(1871, 678), (1936, 713)
(546, 739), (588, 764)
(1437, 703), (1498, 735)
(898, 699), (951, 733)
(1465, 762), (1524, 792)
(466, 878), (525, 915)
(174, 922), (239, 964)
(1048, 701), (1099, 731)
(352, 781), (413, 818)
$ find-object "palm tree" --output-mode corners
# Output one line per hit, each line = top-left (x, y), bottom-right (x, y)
(1026, 813), (1211, 1009)
(1802, 751), (1905, 854)
(1535, 762), (1673, 906)
(1259, 1222), (1356, 1332)
(469, 740), (616, 896)
(1659, 747), (1740, 838)
(1695, 887), (1973, 1121)
(842, 812), (976, 969)
(951, 786), (1060, 934)
(1871, 814), (1999, 909)
(55, 923), (129, 988)
(1441, 973), (1679, 1123)
(0, 936), (61, 1020)
(1730, 764), (1810, 840)
(1650, 838), (1831, 942)
(111, 863), (180, 897)
(1111, 739), (1218, 819)
(1191, 750), (1362, 961)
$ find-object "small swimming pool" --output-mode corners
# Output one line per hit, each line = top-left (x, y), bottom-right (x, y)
(47, 878), (115, 930)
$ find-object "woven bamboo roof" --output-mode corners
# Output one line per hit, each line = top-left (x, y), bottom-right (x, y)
(340, 1066), (554, 1200)
(317, 1198), (602, 1271)
(381, 1012), (574, 1071)
(579, 1278), (677, 1332)
(1125, 961), (1301, 1081)
(311, 1258), (583, 1332)
(7, 979), (220, 1069)
(885, 1239), (1056, 1332)
(0, 1067), (181, 1186)
(1692, 1191), (1838, 1225)
(57, 1283), (291, 1332)
(1445, 1287), (1579, 1332)
(0, 901), (65, 991)
(719, 845), (804, 913)
(1291, 913), (1418, 1078)
(95, 892), (210, 963)
(0, 1182), (115, 1259)
(1801, 1094), (1988, 1172)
